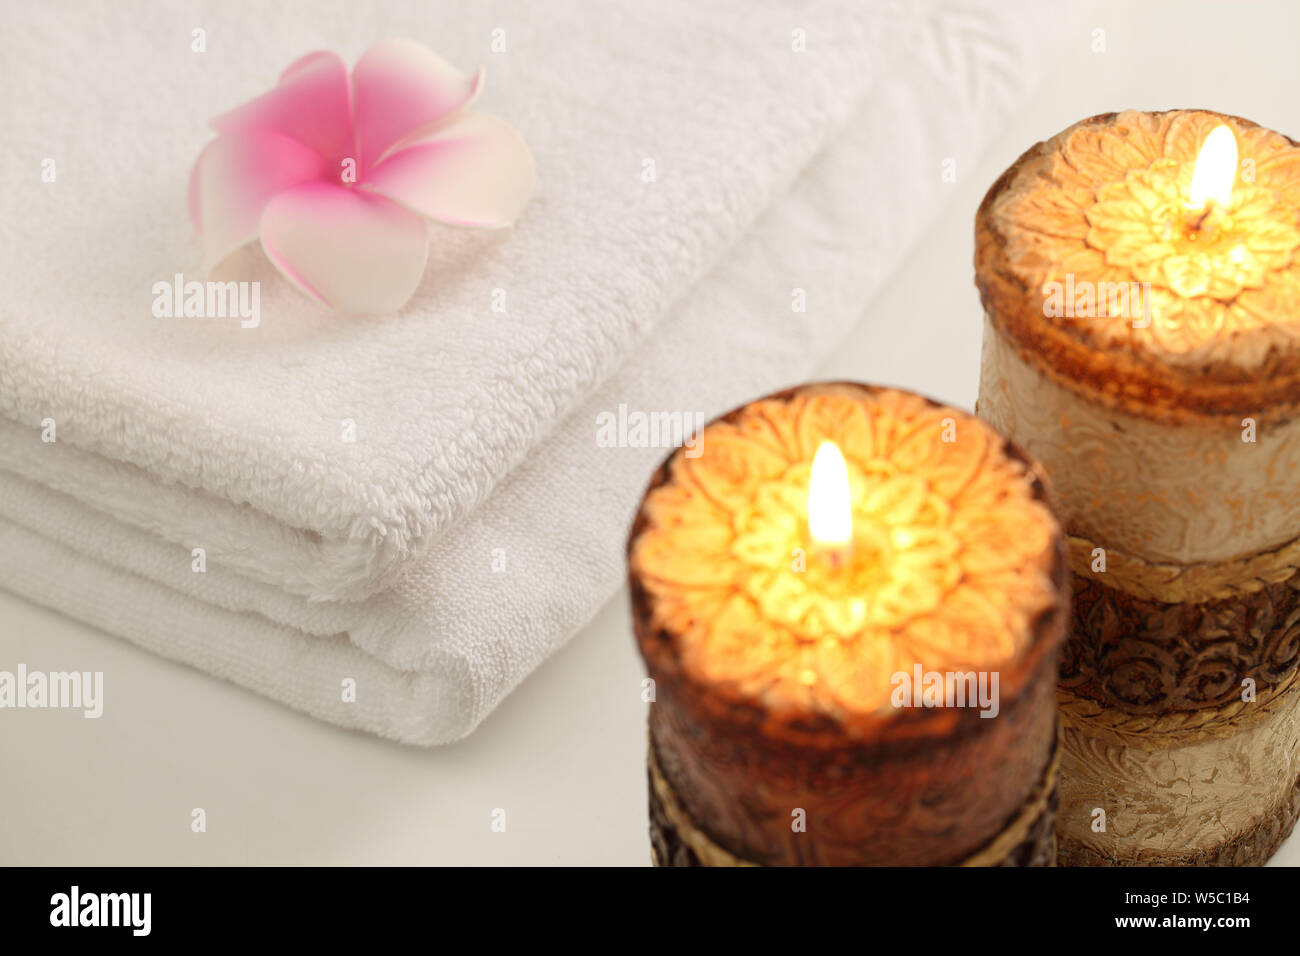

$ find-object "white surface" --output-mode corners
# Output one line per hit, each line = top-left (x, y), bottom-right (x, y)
(3, 0), (1299, 864)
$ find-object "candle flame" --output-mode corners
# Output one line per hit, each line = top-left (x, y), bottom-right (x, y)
(809, 441), (852, 548)
(1188, 125), (1237, 209)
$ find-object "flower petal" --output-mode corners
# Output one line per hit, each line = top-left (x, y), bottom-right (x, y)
(191, 130), (331, 271)
(210, 50), (354, 166)
(360, 113), (535, 227)
(259, 182), (429, 313)
(352, 38), (483, 172)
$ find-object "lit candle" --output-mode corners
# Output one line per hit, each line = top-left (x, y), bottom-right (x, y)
(975, 109), (1300, 866)
(807, 440), (853, 567)
(1187, 123), (1237, 212)
(628, 382), (1069, 866)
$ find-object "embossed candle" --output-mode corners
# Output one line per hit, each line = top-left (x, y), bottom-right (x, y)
(975, 110), (1300, 866)
(627, 383), (1069, 866)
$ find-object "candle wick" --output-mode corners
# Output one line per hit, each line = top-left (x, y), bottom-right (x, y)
(1189, 202), (1213, 234)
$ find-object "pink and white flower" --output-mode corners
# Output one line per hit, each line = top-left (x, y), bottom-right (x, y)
(189, 39), (535, 313)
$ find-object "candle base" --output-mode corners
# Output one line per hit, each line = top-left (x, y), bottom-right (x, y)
(646, 731), (1061, 867)
(1054, 566), (1300, 866)
(1058, 777), (1300, 867)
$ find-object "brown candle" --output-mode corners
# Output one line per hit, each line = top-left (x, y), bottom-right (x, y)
(627, 382), (1069, 866)
(975, 109), (1300, 865)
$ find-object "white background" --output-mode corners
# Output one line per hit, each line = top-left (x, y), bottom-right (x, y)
(3, 0), (1298, 865)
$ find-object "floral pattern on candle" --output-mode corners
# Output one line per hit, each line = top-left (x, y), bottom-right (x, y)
(990, 110), (1300, 367)
(629, 386), (1060, 720)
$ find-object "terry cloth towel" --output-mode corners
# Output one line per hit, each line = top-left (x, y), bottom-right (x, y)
(0, 0), (1056, 744)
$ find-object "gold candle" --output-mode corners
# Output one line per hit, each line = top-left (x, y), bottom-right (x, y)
(975, 109), (1300, 865)
(628, 383), (1069, 866)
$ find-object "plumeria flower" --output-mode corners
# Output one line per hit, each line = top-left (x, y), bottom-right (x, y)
(189, 38), (535, 313)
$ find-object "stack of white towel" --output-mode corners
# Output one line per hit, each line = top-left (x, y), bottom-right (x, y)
(0, 0), (1051, 744)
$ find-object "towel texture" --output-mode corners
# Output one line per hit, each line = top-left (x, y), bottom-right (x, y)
(1, 0), (1051, 743)
(4, 0), (895, 601)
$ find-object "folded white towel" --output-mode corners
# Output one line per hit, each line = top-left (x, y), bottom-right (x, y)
(0, 0), (1052, 743)
(2, 0), (900, 602)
